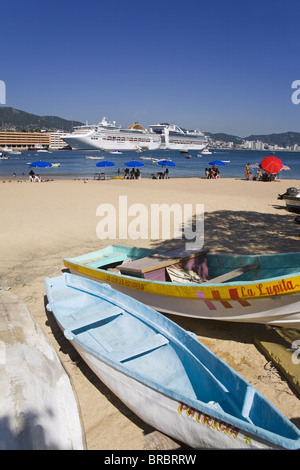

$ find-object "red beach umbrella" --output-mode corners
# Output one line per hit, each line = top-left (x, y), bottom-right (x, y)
(259, 156), (283, 174)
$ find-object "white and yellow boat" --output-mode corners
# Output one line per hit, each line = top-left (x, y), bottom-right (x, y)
(64, 245), (300, 329)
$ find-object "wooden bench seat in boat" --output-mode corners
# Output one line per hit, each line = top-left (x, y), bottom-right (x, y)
(67, 306), (124, 333)
(205, 264), (260, 284)
(110, 334), (169, 363)
(117, 247), (209, 280)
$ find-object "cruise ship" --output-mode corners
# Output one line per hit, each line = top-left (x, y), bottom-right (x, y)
(149, 123), (208, 151)
(62, 117), (161, 151)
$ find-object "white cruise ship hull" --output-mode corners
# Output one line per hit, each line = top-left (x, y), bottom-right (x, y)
(166, 141), (207, 151)
(149, 123), (208, 151)
(63, 117), (207, 151)
(63, 134), (160, 151)
(63, 117), (161, 151)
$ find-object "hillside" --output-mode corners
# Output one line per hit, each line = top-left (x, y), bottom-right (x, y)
(0, 107), (299, 147)
(205, 131), (300, 147)
(0, 107), (82, 131)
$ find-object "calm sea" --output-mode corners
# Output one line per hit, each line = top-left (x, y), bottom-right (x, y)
(1, 149), (300, 180)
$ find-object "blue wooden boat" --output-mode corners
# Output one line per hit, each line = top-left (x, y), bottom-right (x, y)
(64, 245), (300, 329)
(45, 273), (300, 450)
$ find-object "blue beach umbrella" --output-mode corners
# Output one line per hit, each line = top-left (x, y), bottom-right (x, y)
(96, 160), (115, 178)
(157, 160), (176, 167)
(125, 160), (144, 168)
(29, 160), (52, 168)
(96, 160), (115, 168)
(209, 160), (229, 166)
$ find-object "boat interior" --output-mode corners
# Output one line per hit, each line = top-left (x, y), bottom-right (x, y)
(71, 245), (300, 285)
(51, 273), (299, 438)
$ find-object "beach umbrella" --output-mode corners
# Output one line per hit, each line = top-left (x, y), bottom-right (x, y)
(96, 160), (115, 178)
(209, 160), (228, 166)
(96, 160), (115, 168)
(157, 160), (176, 167)
(259, 156), (283, 174)
(282, 164), (291, 171)
(28, 160), (52, 168)
(125, 160), (144, 168)
(250, 163), (260, 169)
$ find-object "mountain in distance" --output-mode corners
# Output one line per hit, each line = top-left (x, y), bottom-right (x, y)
(205, 131), (300, 147)
(0, 107), (299, 147)
(0, 107), (83, 132)
(204, 132), (243, 144)
(244, 132), (300, 147)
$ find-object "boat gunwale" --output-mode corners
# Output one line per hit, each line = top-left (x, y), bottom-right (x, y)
(63, 257), (300, 300)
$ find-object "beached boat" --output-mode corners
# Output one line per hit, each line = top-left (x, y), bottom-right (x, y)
(64, 245), (300, 329)
(0, 289), (85, 450)
(45, 273), (300, 450)
(278, 187), (300, 212)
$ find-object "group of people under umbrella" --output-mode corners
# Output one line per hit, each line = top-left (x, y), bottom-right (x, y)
(28, 158), (176, 181)
(96, 159), (175, 180)
(28, 155), (289, 182)
(245, 156), (288, 181)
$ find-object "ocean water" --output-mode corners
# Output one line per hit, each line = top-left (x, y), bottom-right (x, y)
(1, 148), (300, 180)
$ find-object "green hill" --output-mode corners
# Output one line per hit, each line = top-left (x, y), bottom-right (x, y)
(205, 131), (300, 147)
(0, 107), (82, 131)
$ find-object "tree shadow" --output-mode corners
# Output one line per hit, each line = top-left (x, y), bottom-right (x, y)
(149, 208), (300, 255)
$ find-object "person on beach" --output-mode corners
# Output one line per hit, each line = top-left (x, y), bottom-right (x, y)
(29, 169), (40, 182)
(164, 168), (169, 179)
(208, 165), (218, 179)
(255, 169), (263, 181)
(244, 162), (250, 179)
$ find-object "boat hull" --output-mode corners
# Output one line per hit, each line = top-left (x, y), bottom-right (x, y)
(67, 340), (279, 449)
(284, 197), (300, 212)
(64, 255), (300, 330)
(0, 290), (85, 450)
(166, 142), (207, 151)
(63, 134), (161, 151)
(45, 273), (300, 450)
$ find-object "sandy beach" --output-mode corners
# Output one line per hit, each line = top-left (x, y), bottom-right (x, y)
(1, 176), (300, 450)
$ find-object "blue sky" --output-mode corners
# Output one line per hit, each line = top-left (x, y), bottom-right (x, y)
(1, 0), (300, 136)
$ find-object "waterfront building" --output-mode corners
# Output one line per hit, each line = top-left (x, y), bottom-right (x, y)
(0, 131), (68, 150)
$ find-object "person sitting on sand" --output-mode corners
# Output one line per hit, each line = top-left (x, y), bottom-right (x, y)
(29, 170), (40, 182)
(255, 169), (263, 181)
